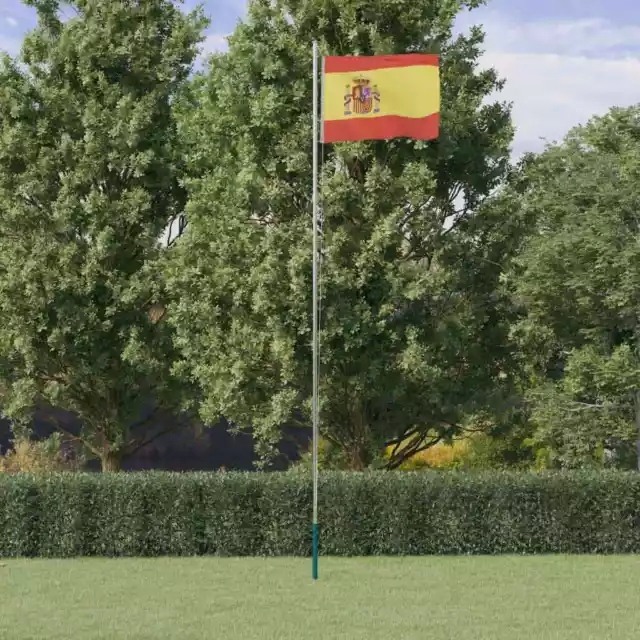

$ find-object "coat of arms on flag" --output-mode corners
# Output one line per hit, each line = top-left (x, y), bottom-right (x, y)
(344, 78), (381, 116)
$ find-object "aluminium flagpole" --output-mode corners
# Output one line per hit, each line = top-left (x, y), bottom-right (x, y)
(311, 39), (320, 581)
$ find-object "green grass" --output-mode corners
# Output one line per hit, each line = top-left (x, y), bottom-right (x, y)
(2, 556), (640, 639)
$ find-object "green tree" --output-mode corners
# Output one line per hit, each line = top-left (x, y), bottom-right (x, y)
(0, 0), (206, 471)
(509, 105), (640, 469)
(167, 0), (515, 469)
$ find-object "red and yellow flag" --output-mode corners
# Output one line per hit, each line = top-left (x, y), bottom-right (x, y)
(322, 54), (440, 143)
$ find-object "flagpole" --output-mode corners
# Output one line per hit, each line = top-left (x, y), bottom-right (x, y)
(311, 39), (320, 581)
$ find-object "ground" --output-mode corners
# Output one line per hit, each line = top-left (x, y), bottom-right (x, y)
(1, 556), (640, 639)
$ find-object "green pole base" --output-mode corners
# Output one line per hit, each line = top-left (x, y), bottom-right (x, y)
(312, 522), (319, 580)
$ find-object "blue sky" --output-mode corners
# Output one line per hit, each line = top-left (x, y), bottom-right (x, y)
(1, 0), (640, 156)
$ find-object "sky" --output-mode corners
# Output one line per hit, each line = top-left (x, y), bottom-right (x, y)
(1, 0), (640, 157)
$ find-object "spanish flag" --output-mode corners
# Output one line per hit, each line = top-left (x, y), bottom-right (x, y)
(322, 54), (440, 143)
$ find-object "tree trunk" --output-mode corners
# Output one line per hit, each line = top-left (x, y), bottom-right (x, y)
(100, 450), (122, 472)
(346, 441), (368, 470)
(345, 406), (369, 470)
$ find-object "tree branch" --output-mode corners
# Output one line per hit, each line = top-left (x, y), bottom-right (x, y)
(125, 421), (182, 456)
(565, 401), (628, 412)
(40, 413), (102, 458)
(386, 434), (444, 470)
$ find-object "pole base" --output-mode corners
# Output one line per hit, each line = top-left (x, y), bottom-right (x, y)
(312, 522), (319, 580)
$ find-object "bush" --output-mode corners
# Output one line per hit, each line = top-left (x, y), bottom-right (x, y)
(385, 433), (540, 471)
(0, 435), (83, 473)
(1, 471), (640, 557)
(390, 439), (472, 470)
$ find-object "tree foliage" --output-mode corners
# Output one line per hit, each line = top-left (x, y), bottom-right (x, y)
(167, 0), (516, 469)
(509, 106), (640, 469)
(0, 0), (206, 470)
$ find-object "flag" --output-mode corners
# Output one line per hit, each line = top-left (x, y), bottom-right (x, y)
(321, 53), (440, 143)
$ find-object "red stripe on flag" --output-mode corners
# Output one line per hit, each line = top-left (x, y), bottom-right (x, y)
(322, 114), (440, 143)
(324, 54), (438, 73)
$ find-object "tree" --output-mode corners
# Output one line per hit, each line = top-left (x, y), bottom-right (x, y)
(509, 105), (640, 469)
(0, 0), (206, 471)
(167, 0), (515, 469)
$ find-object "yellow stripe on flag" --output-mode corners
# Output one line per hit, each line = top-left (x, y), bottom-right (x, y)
(323, 65), (440, 121)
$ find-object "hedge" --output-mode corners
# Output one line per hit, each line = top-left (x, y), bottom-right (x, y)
(1, 470), (640, 557)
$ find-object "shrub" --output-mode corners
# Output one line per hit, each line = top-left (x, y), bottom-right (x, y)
(386, 432), (541, 471)
(0, 435), (83, 473)
(391, 439), (472, 470)
(1, 471), (640, 557)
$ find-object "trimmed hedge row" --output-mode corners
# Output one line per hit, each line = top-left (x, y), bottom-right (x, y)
(2, 470), (640, 557)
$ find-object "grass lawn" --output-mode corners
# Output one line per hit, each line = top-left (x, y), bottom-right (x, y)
(1, 556), (640, 639)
